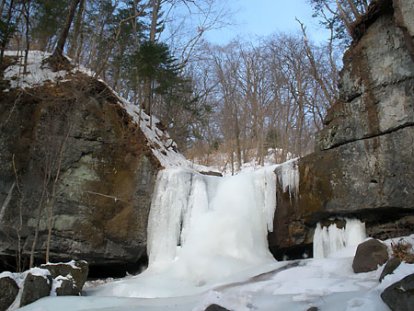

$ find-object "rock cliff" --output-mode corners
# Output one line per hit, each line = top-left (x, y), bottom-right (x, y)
(268, 0), (414, 258)
(0, 52), (190, 274)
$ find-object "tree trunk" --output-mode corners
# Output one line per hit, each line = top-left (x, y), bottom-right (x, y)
(23, 0), (31, 74)
(68, 0), (85, 59)
(149, 0), (161, 42)
(0, 0), (15, 65)
(53, 0), (81, 58)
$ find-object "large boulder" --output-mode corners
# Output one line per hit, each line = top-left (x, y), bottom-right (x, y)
(352, 239), (389, 273)
(381, 273), (414, 311)
(41, 260), (88, 293)
(0, 72), (163, 271)
(0, 275), (19, 311)
(20, 272), (52, 307)
(267, 0), (414, 257)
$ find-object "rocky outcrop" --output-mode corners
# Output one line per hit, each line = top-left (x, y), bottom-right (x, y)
(379, 257), (402, 282)
(0, 275), (19, 311)
(41, 260), (89, 293)
(20, 273), (53, 307)
(0, 67), (167, 272)
(381, 273), (414, 311)
(0, 262), (88, 310)
(268, 0), (414, 257)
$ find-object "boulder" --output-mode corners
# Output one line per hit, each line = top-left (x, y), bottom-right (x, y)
(20, 272), (52, 307)
(381, 273), (414, 311)
(352, 239), (389, 273)
(0, 74), (161, 270)
(380, 257), (402, 282)
(41, 260), (88, 292)
(0, 275), (19, 311)
(54, 276), (78, 296)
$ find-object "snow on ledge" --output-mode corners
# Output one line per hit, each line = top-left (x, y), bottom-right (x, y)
(2, 50), (216, 171)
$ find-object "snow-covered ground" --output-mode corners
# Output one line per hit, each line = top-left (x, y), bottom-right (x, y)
(18, 237), (414, 311)
(189, 148), (296, 176)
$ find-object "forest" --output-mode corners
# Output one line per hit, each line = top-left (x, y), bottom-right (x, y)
(1, 0), (370, 172)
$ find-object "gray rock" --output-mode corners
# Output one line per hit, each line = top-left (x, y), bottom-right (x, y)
(55, 276), (78, 296)
(0, 276), (19, 311)
(380, 257), (402, 282)
(381, 273), (414, 311)
(41, 260), (88, 292)
(352, 239), (389, 273)
(20, 273), (52, 307)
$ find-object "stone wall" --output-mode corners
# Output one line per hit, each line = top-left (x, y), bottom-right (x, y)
(268, 0), (414, 258)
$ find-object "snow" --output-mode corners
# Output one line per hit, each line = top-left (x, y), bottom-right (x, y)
(3, 51), (68, 90)
(19, 251), (414, 311)
(190, 148), (296, 176)
(313, 219), (367, 259)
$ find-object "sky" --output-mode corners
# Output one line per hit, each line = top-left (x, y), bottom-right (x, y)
(204, 0), (330, 45)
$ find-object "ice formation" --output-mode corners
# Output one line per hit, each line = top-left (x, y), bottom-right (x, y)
(276, 159), (299, 197)
(147, 166), (277, 278)
(313, 219), (367, 258)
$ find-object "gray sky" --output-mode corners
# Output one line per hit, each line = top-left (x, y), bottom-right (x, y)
(204, 0), (329, 44)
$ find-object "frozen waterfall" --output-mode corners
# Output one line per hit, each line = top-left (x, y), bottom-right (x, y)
(147, 166), (277, 279)
(313, 219), (367, 258)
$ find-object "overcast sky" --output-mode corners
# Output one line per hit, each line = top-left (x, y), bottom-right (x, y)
(204, 0), (330, 44)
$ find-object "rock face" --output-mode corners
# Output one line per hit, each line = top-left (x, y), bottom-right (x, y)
(268, 0), (414, 257)
(352, 239), (389, 273)
(20, 273), (52, 307)
(41, 260), (88, 293)
(379, 257), (402, 282)
(381, 273), (414, 311)
(0, 73), (162, 271)
(0, 276), (19, 311)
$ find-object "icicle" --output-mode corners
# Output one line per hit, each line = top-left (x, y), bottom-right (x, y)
(277, 159), (299, 198)
(252, 166), (277, 232)
(313, 219), (366, 258)
(147, 169), (193, 268)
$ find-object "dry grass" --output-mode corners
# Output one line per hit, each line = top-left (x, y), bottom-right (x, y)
(391, 239), (414, 263)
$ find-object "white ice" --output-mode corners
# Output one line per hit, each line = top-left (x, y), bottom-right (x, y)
(91, 166), (278, 298)
(313, 219), (367, 259)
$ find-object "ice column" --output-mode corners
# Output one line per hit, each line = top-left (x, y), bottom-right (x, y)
(147, 169), (193, 268)
(313, 219), (366, 258)
(277, 159), (299, 198)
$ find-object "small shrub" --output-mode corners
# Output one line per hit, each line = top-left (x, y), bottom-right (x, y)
(391, 239), (414, 263)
